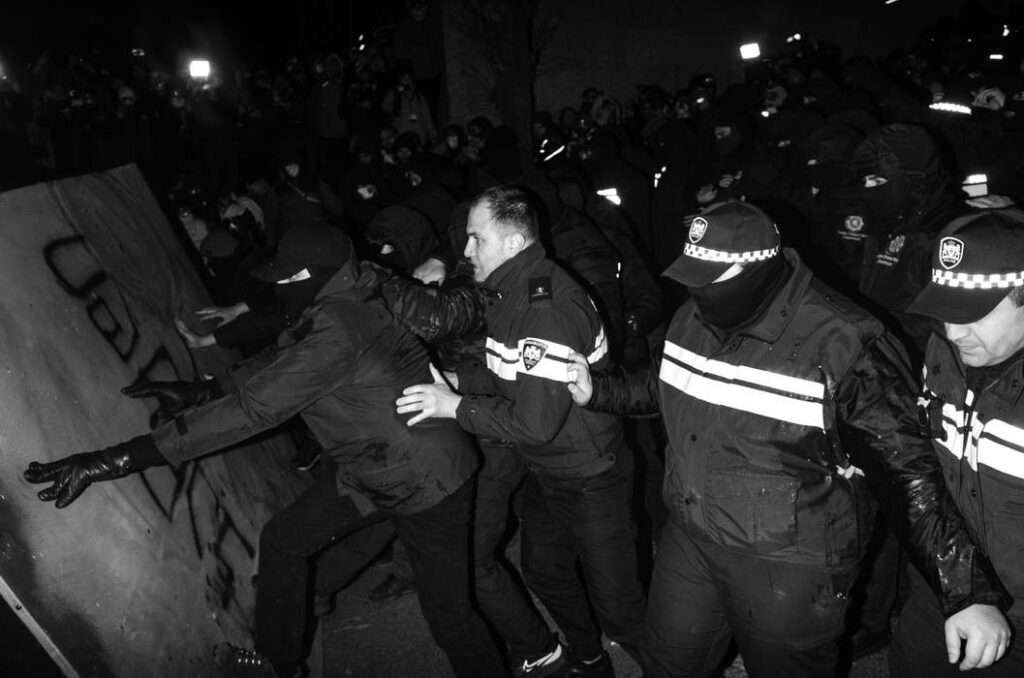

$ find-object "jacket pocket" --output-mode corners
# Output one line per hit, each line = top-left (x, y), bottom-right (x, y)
(704, 470), (798, 556)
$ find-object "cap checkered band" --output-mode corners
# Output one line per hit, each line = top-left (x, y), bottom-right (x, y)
(684, 243), (780, 263)
(931, 268), (1024, 289)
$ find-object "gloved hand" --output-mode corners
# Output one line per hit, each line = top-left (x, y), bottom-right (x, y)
(25, 435), (165, 508)
(122, 379), (221, 426)
(25, 444), (133, 508)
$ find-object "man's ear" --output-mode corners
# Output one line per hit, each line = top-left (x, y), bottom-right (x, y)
(506, 231), (527, 253)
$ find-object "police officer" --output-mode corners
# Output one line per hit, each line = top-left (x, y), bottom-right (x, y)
(894, 208), (1024, 677)
(564, 201), (1010, 677)
(395, 184), (646, 677)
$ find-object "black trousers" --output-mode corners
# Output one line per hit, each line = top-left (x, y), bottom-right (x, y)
(473, 442), (553, 660)
(520, 461), (647, 662)
(642, 521), (856, 678)
(255, 472), (507, 678)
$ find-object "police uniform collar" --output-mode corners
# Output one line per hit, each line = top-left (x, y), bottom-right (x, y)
(737, 248), (808, 343)
(483, 241), (547, 294)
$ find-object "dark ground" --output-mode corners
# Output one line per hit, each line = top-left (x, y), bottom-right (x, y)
(317, 533), (891, 678)
(0, 518), (891, 678)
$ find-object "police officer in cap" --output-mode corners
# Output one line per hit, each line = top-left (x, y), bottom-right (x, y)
(565, 200), (1010, 677)
(894, 208), (1024, 677)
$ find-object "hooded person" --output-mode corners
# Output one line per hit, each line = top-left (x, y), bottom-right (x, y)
(852, 123), (967, 358)
(264, 150), (344, 247)
(365, 205), (439, 274)
(794, 122), (869, 291)
(564, 200), (1012, 678)
(23, 219), (507, 678)
(575, 127), (654, 255)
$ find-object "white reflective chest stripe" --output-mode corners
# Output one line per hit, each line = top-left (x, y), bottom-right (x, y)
(978, 419), (1024, 478)
(933, 393), (1024, 479)
(658, 341), (826, 429)
(485, 325), (607, 383)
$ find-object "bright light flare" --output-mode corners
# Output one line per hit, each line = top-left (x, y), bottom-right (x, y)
(740, 43), (761, 60)
(189, 60), (211, 79)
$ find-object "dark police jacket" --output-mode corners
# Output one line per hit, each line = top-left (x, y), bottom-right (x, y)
(152, 262), (478, 515)
(382, 243), (623, 479)
(921, 333), (1024, 619)
(590, 250), (1009, 615)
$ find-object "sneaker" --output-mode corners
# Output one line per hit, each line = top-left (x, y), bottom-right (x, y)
(561, 651), (614, 678)
(368, 573), (416, 602)
(515, 640), (566, 677)
(213, 643), (278, 678)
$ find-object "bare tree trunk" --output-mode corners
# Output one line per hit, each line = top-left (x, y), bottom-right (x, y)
(440, 0), (536, 143)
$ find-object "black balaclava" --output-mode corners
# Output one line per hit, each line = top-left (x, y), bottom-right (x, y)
(276, 266), (340, 325)
(687, 254), (790, 333)
(861, 178), (910, 230)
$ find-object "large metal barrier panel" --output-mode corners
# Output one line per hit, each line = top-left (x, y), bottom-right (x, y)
(0, 165), (311, 677)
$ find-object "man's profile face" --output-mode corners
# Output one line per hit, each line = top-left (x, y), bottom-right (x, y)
(465, 203), (515, 283)
(944, 293), (1024, 367)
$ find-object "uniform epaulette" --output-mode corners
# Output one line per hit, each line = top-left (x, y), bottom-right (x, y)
(528, 277), (553, 307)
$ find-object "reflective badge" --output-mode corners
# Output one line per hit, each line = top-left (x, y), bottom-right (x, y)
(888, 234), (906, 255)
(688, 216), (708, 243)
(522, 340), (548, 371)
(939, 236), (965, 269)
(528, 277), (552, 303)
(844, 215), (864, 232)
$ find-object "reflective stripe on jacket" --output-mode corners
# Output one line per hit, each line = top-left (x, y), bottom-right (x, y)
(922, 334), (1024, 616)
(454, 242), (624, 477)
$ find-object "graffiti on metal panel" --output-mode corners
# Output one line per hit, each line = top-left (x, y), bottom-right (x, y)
(43, 233), (253, 626)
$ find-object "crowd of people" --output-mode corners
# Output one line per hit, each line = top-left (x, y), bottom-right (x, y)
(15, 2), (1024, 678)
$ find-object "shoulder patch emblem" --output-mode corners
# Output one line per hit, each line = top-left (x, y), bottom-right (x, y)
(529, 277), (552, 303)
(522, 340), (548, 370)
(844, 215), (864, 232)
(939, 236), (964, 269)
(688, 216), (708, 243)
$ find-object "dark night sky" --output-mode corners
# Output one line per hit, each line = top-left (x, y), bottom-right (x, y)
(1, 2), (406, 74)
(1, 0), (1019, 81)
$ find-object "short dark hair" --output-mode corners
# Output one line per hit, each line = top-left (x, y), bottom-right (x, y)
(1009, 286), (1024, 307)
(472, 185), (539, 243)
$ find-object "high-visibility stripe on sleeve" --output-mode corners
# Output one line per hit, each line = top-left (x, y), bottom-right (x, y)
(659, 341), (825, 429)
(484, 332), (604, 383)
(587, 325), (608, 364)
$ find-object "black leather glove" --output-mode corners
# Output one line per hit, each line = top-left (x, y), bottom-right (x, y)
(122, 379), (222, 427)
(25, 435), (165, 509)
(26, 443), (130, 508)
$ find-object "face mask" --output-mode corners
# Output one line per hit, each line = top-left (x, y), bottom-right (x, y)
(714, 129), (742, 157)
(807, 161), (850, 190)
(275, 267), (339, 325)
(862, 179), (908, 231)
(686, 255), (789, 332)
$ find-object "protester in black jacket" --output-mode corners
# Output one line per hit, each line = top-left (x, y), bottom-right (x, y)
(24, 221), (505, 678)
